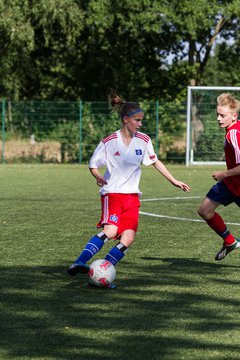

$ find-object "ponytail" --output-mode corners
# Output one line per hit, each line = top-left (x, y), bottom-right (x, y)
(108, 89), (142, 118)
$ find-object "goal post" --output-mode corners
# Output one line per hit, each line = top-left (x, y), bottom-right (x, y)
(185, 86), (240, 166)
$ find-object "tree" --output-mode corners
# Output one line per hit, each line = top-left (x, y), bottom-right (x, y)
(162, 0), (240, 85)
(0, 0), (85, 100)
(57, 0), (240, 99)
(0, 0), (239, 101)
(23, 0), (85, 99)
(202, 39), (240, 86)
(62, 0), (172, 100)
(0, 0), (34, 99)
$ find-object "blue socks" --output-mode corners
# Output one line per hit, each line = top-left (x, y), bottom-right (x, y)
(105, 243), (128, 266)
(75, 233), (129, 267)
(75, 232), (108, 264)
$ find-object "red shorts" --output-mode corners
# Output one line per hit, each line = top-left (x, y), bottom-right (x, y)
(96, 193), (140, 238)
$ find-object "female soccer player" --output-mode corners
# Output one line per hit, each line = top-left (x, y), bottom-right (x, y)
(198, 93), (240, 261)
(67, 90), (190, 287)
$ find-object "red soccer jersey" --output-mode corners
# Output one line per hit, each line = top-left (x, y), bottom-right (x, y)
(223, 121), (240, 196)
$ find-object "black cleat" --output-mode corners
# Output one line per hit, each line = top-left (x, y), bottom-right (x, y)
(67, 262), (90, 276)
(215, 239), (240, 261)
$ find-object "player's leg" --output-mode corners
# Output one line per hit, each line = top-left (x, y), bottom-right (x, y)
(198, 196), (235, 242)
(105, 194), (140, 266)
(67, 194), (120, 276)
(67, 225), (120, 276)
(198, 182), (240, 260)
(67, 231), (110, 276)
(105, 229), (135, 266)
(84, 226), (133, 289)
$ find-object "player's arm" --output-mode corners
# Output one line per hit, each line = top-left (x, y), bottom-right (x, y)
(88, 140), (108, 187)
(89, 167), (107, 187)
(213, 130), (240, 181)
(152, 159), (190, 192)
(212, 165), (240, 181)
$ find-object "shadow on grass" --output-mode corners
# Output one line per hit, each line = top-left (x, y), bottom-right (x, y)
(141, 256), (239, 269)
(1, 261), (240, 360)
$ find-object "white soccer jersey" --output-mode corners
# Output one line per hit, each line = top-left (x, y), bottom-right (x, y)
(89, 129), (157, 195)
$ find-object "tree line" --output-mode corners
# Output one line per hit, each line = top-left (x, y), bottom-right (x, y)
(0, 0), (239, 102)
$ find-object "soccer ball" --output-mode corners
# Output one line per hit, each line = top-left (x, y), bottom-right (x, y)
(88, 259), (116, 287)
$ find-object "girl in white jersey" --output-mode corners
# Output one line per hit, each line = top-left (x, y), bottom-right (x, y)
(67, 90), (190, 288)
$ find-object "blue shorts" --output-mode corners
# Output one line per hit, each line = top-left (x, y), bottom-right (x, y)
(206, 181), (240, 207)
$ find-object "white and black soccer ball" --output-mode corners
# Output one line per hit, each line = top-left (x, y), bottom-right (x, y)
(88, 259), (116, 287)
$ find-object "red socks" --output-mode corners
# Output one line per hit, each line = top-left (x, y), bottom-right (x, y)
(206, 212), (235, 246)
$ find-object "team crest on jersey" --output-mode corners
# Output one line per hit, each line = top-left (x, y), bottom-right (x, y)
(114, 151), (120, 156)
(135, 149), (142, 155)
(110, 214), (118, 223)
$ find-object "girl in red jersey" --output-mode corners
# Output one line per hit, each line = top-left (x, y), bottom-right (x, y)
(67, 90), (190, 287)
(198, 93), (240, 261)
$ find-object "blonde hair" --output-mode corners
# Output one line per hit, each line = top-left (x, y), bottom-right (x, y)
(217, 93), (240, 113)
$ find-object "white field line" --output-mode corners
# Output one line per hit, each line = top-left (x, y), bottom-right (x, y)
(140, 197), (240, 226)
(141, 196), (201, 202)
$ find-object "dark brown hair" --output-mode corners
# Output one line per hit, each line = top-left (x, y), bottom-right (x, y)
(108, 89), (141, 118)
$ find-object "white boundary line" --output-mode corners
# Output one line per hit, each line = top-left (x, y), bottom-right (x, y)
(140, 197), (240, 226)
(140, 211), (204, 223)
(141, 196), (201, 202)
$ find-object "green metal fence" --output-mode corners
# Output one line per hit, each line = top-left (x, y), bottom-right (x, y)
(0, 100), (187, 164)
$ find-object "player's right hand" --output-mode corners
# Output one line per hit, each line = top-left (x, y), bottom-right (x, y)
(96, 177), (107, 187)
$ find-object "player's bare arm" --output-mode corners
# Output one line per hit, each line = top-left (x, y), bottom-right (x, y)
(152, 159), (190, 192)
(89, 167), (107, 187)
(212, 164), (240, 181)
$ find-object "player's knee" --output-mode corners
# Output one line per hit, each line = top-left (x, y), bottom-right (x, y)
(125, 237), (135, 247)
(120, 232), (135, 247)
(103, 225), (118, 239)
(198, 206), (212, 220)
(198, 206), (206, 219)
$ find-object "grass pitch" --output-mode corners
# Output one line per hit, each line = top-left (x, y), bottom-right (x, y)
(1, 164), (240, 360)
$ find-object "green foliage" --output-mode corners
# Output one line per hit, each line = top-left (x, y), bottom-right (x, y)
(0, 0), (34, 99)
(161, 0), (240, 84)
(0, 0), (239, 164)
(194, 114), (225, 161)
(1, 99), (188, 163)
(79, 101), (120, 161)
(52, 121), (80, 163)
(191, 90), (226, 161)
(158, 101), (186, 159)
(202, 40), (240, 86)
(0, 0), (239, 101)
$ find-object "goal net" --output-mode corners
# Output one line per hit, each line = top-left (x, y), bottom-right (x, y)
(185, 86), (240, 166)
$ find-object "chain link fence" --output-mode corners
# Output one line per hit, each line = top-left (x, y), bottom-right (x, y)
(0, 100), (187, 164)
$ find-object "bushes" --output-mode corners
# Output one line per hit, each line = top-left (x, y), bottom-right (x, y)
(1, 100), (188, 163)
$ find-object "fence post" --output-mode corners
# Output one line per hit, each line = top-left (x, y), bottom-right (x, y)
(155, 100), (159, 155)
(79, 100), (83, 164)
(1, 99), (6, 163)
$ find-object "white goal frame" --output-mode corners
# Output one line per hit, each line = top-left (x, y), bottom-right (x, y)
(185, 86), (240, 166)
